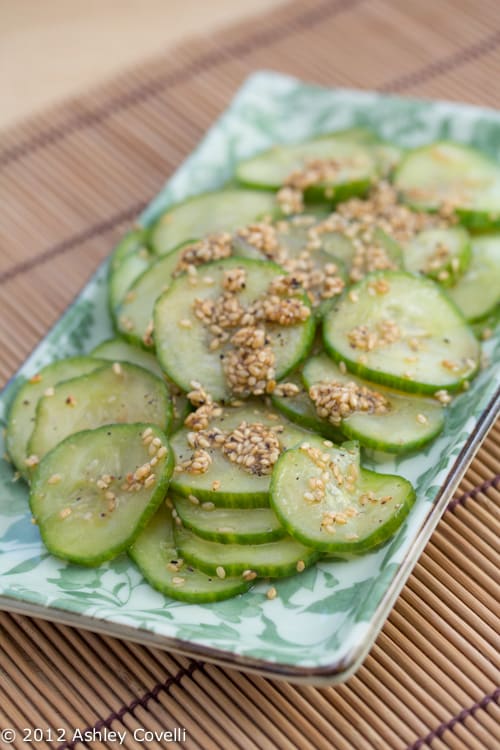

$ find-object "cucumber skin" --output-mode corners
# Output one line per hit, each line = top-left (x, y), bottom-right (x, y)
(30, 424), (174, 567)
(172, 496), (287, 544)
(270, 460), (416, 555)
(322, 271), (480, 395)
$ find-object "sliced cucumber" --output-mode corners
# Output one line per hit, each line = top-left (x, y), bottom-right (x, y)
(173, 495), (286, 544)
(90, 338), (190, 433)
(150, 189), (279, 255)
(270, 436), (415, 554)
(174, 524), (319, 578)
(115, 244), (188, 347)
(109, 245), (153, 314)
(154, 257), (315, 402)
(270, 372), (344, 442)
(394, 141), (500, 228)
(91, 337), (164, 378)
(303, 354), (445, 453)
(170, 402), (312, 507)
(236, 136), (376, 202)
(403, 227), (471, 285)
(30, 423), (172, 566)
(6, 357), (105, 477)
(446, 234), (500, 323)
(29, 362), (172, 461)
(321, 227), (403, 277)
(323, 271), (480, 393)
(234, 217), (347, 315)
(129, 504), (251, 602)
(109, 228), (146, 272)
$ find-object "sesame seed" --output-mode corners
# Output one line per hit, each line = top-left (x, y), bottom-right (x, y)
(216, 566), (226, 579)
(179, 319), (193, 329)
(172, 576), (185, 586)
(44, 387), (55, 397)
(266, 587), (278, 600)
(416, 413), (428, 424)
(112, 362), (123, 376)
(24, 454), (39, 468)
(242, 570), (257, 581)
(296, 560), (305, 573)
(48, 473), (62, 485)
(144, 474), (156, 488)
(59, 507), (72, 519)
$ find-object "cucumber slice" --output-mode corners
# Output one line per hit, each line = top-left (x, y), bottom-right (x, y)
(174, 524), (319, 578)
(321, 227), (403, 278)
(109, 228), (146, 272)
(150, 189), (279, 256)
(29, 363), (172, 461)
(170, 402), (312, 507)
(154, 257), (315, 402)
(90, 338), (190, 433)
(323, 271), (480, 393)
(303, 354), (445, 453)
(173, 495), (285, 544)
(129, 504), (251, 602)
(394, 141), (500, 229)
(270, 436), (415, 554)
(271, 373), (344, 442)
(6, 357), (105, 477)
(446, 234), (500, 323)
(236, 136), (376, 201)
(91, 337), (164, 378)
(30, 423), (173, 566)
(115, 243), (188, 347)
(234, 217), (347, 316)
(109, 245), (153, 313)
(403, 227), (471, 285)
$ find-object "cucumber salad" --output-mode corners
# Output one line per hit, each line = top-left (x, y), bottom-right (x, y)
(6, 131), (499, 603)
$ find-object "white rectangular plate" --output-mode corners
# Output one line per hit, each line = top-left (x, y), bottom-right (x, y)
(0, 72), (498, 685)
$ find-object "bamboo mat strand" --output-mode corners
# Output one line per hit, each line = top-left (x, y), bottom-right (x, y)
(1, 0), (500, 748)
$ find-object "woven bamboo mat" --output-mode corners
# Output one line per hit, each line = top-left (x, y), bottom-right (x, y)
(1, 0), (499, 748)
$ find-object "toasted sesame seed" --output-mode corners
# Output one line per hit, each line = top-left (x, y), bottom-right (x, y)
(172, 576), (185, 586)
(212, 480), (221, 491)
(296, 560), (305, 573)
(24, 454), (39, 468)
(29, 373), (43, 384)
(416, 413), (428, 424)
(179, 319), (193, 329)
(144, 474), (156, 488)
(266, 587), (278, 600)
(44, 387), (55, 397)
(112, 362), (123, 376)
(48, 473), (62, 485)
(216, 566), (226, 579)
(188, 494), (200, 505)
(242, 570), (257, 581)
(59, 507), (72, 519)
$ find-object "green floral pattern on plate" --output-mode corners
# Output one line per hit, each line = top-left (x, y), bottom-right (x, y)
(0, 72), (499, 682)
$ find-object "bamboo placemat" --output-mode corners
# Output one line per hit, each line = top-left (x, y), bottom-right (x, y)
(1, 0), (499, 748)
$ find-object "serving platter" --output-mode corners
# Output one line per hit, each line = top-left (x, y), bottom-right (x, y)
(0, 71), (498, 684)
